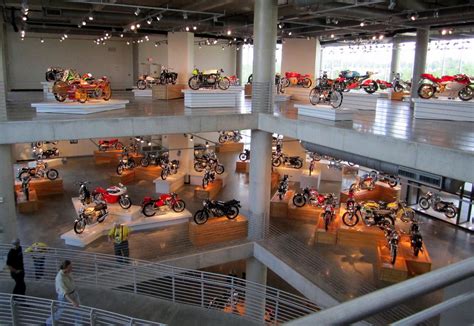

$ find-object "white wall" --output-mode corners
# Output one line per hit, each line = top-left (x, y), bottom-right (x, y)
(194, 44), (236, 76)
(137, 35), (168, 76)
(281, 38), (318, 79)
(6, 32), (134, 89)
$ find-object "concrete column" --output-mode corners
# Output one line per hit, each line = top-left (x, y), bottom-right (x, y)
(0, 145), (17, 243)
(236, 47), (243, 84)
(410, 28), (429, 105)
(0, 20), (7, 121)
(132, 43), (139, 84)
(389, 37), (401, 81)
(245, 257), (268, 321)
(167, 32), (194, 85)
(248, 130), (272, 240)
(314, 37), (322, 78)
(251, 0), (278, 113)
(161, 134), (193, 176)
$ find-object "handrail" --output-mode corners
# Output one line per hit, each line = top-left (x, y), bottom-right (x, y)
(0, 293), (164, 325)
(0, 244), (320, 324)
(285, 257), (474, 325)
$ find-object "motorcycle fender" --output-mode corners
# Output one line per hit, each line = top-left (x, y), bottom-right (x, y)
(361, 79), (374, 86)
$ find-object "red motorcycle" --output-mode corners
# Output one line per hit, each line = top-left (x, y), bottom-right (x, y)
(53, 74), (112, 103)
(346, 187), (356, 211)
(335, 70), (378, 94)
(228, 75), (239, 86)
(281, 72), (312, 88)
(98, 139), (123, 151)
(376, 79), (392, 90)
(92, 183), (131, 209)
(418, 73), (473, 101)
(141, 193), (186, 217)
(322, 194), (337, 231)
(292, 187), (327, 208)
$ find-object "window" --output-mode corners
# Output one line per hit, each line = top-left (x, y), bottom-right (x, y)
(241, 44), (282, 83)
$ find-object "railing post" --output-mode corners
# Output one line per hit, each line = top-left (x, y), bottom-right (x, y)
(171, 267), (176, 302)
(51, 301), (57, 326)
(274, 290), (280, 325)
(200, 273), (205, 308)
(10, 296), (18, 326)
(129, 317), (135, 326)
(133, 266), (137, 294)
(89, 308), (96, 326)
(94, 256), (98, 286)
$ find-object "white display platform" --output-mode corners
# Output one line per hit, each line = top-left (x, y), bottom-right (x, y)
(41, 82), (54, 99)
(228, 86), (244, 91)
(299, 170), (321, 189)
(189, 170), (229, 187)
(377, 91), (389, 99)
(413, 98), (474, 121)
(182, 89), (243, 108)
(296, 104), (355, 121)
(71, 197), (141, 223)
(312, 162), (343, 182)
(32, 100), (129, 115)
(274, 166), (304, 183)
(61, 208), (192, 247)
(132, 89), (152, 97)
(340, 91), (378, 111)
(275, 94), (292, 102)
(153, 171), (185, 194)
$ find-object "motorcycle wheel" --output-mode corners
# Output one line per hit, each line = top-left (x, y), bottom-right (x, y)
(172, 200), (186, 213)
(119, 196), (132, 209)
(226, 206), (239, 219)
(309, 88), (321, 105)
(293, 159), (303, 169)
(142, 202), (156, 217)
(324, 212), (331, 231)
(282, 78), (291, 88)
(140, 158), (150, 167)
(114, 142), (124, 150)
(458, 86), (473, 101)
(363, 81), (378, 94)
(18, 171), (29, 181)
(302, 78), (312, 88)
(194, 210), (209, 225)
(78, 90), (88, 103)
(330, 91), (343, 109)
(74, 220), (86, 234)
(46, 71), (56, 82)
(388, 178), (398, 187)
(390, 247), (397, 264)
(103, 84), (112, 101)
(393, 84), (404, 93)
(137, 80), (147, 90)
(398, 209), (415, 223)
(342, 212), (359, 227)
(215, 164), (225, 175)
(97, 211), (107, 223)
(292, 194), (306, 207)
(46, 169), (59, 180)
(247, 75), (253, 84)
(418, 83), (435, 99)
(444, 205), (457, 219)
(272, 158), (282, 167)
(194, 162), (205, 172)
(116, 164), (124, 175)
(218, 77), (231, 90)
(414, 246), (420, 257)
(369, 170), (378, 178)
(188, 76), (200, 90)
(99, 144), (107, 152)
(239, 153), (248, 161)
(54, 93), (67, 102)
(160, 169), (169, 180)
(218, 134), (227, 144)
(384, 216), (395, 225)
(418, 197), (430, 210)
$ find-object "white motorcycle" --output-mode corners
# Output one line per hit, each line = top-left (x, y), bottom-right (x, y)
(218, 130), (242, 144)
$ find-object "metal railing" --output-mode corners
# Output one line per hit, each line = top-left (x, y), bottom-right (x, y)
(285, 257), (474, 325)
(0, 293), (164, 325)
(0, 244), (320, 324)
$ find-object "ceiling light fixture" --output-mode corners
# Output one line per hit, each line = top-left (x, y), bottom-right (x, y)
(136, 23), (141, 29)
(130, 25), (136, 30)
(190, 135), (194, 141)
(360, 21), (365, 27)
(213, 39), (218, 44)
(120, 33), (124, 38)
(147, 18), (152, 24)
(183, 12), (188, 19)
(22, 15), (27, 21)
(409, 12), (418, 21)
(134, 8), (141, 16)
(40, 38), (44, 43)
(157, 14), (162, 21)
(378, 34), (384, 40)
(185, 26), (190, 32)
(126, 41), (130, 45)
(63, 34), (68, 38)
(288, 31), (292, 36)
(82, 20), (87, 26)
(330, 34), (334, 38)
(278, 23), (283, 29)
(88, 15), (94, 21)
(227, 29), (231, 35)
(193, 26), (197, 30)
(205, 141), (209, 148)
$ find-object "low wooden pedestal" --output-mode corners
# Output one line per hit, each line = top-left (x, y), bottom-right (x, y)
(16, 190), (39, 213)
(194, 179), (223, 200)
(337, 223), (385, 248)
(389, 91), (410, 101)
(134, 166), (162, 181)
(270, 190), (295, 218)
(271, 172), (280, 190)
(288, 203), (323, 222)
(216, 142), (244, 153)
(377, 241), (408, 283)
(314, 213), (340, 245)
(94, 150), (122, 165)
(110, 170), (135, 185)
(399, 238), (432, 276)
(189, 215), (248, 246)
(14, 178), (64, 199)
(244, 84), (252, 97)
(340, 183), (401, 204)
(235, 161), (249, 173)
(152, 84), (186, 100)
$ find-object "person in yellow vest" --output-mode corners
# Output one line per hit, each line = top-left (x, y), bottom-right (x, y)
(108, 222), (130, 263)
(25, 242), (48, 280)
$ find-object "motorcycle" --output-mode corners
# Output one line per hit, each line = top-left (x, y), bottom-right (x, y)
(78, 181), (92, 205)
(45, 67), (65, 82)
(116, 156), (136, 175)
(392, 73), (411, 93)
(239, 149), (250, 162)
(17, 160), (59, 181)
(418, 191), (458, 218)
(74, 202), (109, 234)
(92, 183), (132, 209)
(309, 86), (343, 108)
(140, 152), (167, 167)
(350, 172), (377, 192)
(141, 193), (185, 217)
(342, 201), (395, 228)
(53, 74), (112, 103)
(281, 72), (312, 88)
(379, 200), (415, 223)
(272, 153), (303, 169)
(202, 168), (216, 189)
(21, 175), (31, 201)
(159, 67), (178, 85)
(218, 130), (242, 144)
(334, 70), (378, 94)
(345, 187), (357, 212)
(228, 75), (239, 86)
(418, 73), (473, 101)
(34, 147), (60, 159)
(277, 175), (289, 200)
(193, 199), (241, 225)
(98, 139), (123, 152)
(322, 194), (337, 231)
(292, 187), (327, 208)
(410, 223), (423, 257)
(194, 154), (225, 174)
(373, 171), (399, 188)
(188, 68), (230, 90)
(160, 159), (180, 180)
(376, 79), (392, 90)
(383, 224), (400, 265)
(137, 74), (159, 90)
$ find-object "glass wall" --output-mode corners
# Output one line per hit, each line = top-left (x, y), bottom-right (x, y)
(241, 44), (282, 84)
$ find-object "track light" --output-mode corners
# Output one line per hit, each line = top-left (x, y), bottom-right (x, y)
(157, 14), (162, 21)
(64, 34), (68, 38)
(136, 23), (141, 29)
(433, 10), (439, 18)
(183, 12), (188, 19)
(130, 25), (136, 30)
(409, 13), (418, 21)
(22, 15), (27, 21)
(222, 46), (225, 50)
(40, 38), (44, 43)
(330, 34), (334, 38)
(288, 31), (292, 36)
(213, 39), (218, 44)
(134, 8), (141, 16)
(326, 17), (331, 24)
(120, 33), (124, 38)
(88, 15), (94, 21)
(82, 20), (87, 26)
(227, 29), (231, 35)
(193, 26), (197, 30)
(388, 0), (396, 10)
(147, 18), (152, 25)
(205, 141), (209, 148)
(278, 23), (283, 29)
(148, 142), (152, 146)
(185, 26), (190, 32)
(190, 135), (194, 141)
(360, 21), (365, 27)
(378, 34), (384, 40)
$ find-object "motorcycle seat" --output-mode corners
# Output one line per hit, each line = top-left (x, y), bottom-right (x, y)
(106, 187), (120, 194)
(95, 203), (107, 210)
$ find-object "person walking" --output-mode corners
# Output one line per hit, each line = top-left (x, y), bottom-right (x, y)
(25, 242), (48, 280)
(46, 260), (81, 325)
(108, 222), (131, 263)
(6, 238), (26, 295)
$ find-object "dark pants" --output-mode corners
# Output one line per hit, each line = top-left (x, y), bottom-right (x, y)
(11, 271), (26, 295)
(33, 257), (45, 280)
(114, 241), (129, 263)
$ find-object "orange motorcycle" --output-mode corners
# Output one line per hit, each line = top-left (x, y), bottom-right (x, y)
(53, 73), (112, 103)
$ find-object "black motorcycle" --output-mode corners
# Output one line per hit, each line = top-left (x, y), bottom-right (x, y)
(161, 159), (180, 180)
(277, 175), (289, 200)
(392, 72), (411, 93)
(160, 68), (178, 85)
(373, 171), (399, 188)
(194, 154), (225, 175)
(116, 156), (135, 175)
(410, 223), (423, 257)
(78, 181), (92, 205)
(36, 147), (60, 159)
(239, 149), (250, 162)
(193, 199), (241, 225)
(18, 161), (58, 181)
(272, 153), (303, 169)
(202, 169), (216, 189)
(140, 152), (168, 167)
(418, 191), (458, 219)
(45, 67), (64, 82)
(383, 224), (400, 265)
(188, 68), (230, 90)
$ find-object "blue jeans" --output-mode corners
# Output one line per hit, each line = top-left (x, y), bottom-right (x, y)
(46, 292), (81, 325)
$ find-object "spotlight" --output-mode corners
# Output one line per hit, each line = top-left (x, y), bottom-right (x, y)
(193, 26), (197, 30)
(409, 13), (418, 21)
(333, 18), (338, 24)
(360, 22), (365, 27)
(441, 29), (447, 35)
(330, 34), (334, 38)
(185, 26), (190, 32)
(147, 18), (152, 25)
(236, 47), (240, 50)
(433, 10), (439, 18)
(88, 15), (94, 21)
(288, 31), (292, 36)
(372, 35), (377, 40)
(136, 23), (141, 29)
(227, 29), (231, 35)
(120, 34), (124, 38)
(141, 140), (145, 143)
(64, 34), (68, 38)
(22, 15), (27, 21)
(278, 23), (283, 29)
(243, 38), (247, 42)
(105, 33), (109, 37)
(448, 29), (453, 35)
(213, 39), (218, 44)
(134, 8), (141, 16)
(130, 25), (136, 30)
(326, 17), (331, 24)
(222, 46), (225, 50)
(183, 12), (188, 19)
(233, 37), (236, 41)
(155, 43), (158, 47)
(388, 0), (396, 10)
(148, 142), (152, 146)
(378, 34), (384, 40)
(82, 20), (87, 26)
(40, 38), (44, 43)
(157, 14), (162, 21)
(205, 141), (209, 148)
(190, 135), (194, 141)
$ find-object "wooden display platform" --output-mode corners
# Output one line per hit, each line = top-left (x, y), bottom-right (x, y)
(288, 203), (323, 222)
(389, 91), (410, 101)
(377, 241), (408, 283)
(271, 172), (280, 190)
(314, 213), (340, 245)
(340, 182), (400, 204)
(399, 238), (432, 276)
(235, 161), (249, 173)
(16, 190), (39, 213)
(194, 179), (223, 200)
(94, 150), (122, 165)
(216, 142), (244, 153)
(244, 84), (252, 97)
(152, 84), (186, 100)
(337, 222), (385, 248)
(134, 166), (162, 181)
(110, 170), (135, 185)
(189, 215), (248, 247)
(270, 190), (295, 218)
(14, 178), (64, 198)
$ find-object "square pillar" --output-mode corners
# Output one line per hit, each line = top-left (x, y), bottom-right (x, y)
(167, 32), (194, 85)
(0, 144), (17, 242)
(281, 38), (318, 79)
(162, 134), (193, 175)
